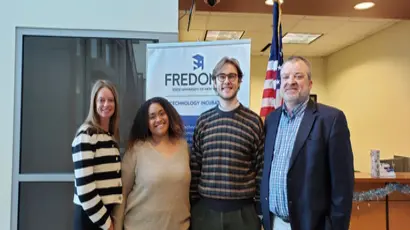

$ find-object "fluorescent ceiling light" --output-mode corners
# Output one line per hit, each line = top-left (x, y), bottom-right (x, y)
(204, 30), (244, 41)
(265, 0), (284, 5)
(354, 2), (375, 10)
(282, 33), (322, 44)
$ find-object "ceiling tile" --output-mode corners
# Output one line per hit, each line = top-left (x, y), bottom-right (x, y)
(179, 29), (205, 41)
(297, 41), (341, 56)
(303, 15), (349, 21)
(246, 14), (275, 32)
(335, 20), (393, 35)
(309, 33), (344, 46)
(244, 31), (272, 42)
(206, 14), (254, 31)
(179, 13), (209, 30)
(281, 21), (300, 34)
(178, 12), (399, 57)
(283, 44), (304, 55)
(244, 31), (273, 53)
(282, 14), (305, 21)
(290, 18), (347, 34)
(348, 17), (398, 23)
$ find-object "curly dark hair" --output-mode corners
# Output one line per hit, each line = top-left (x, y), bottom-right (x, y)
(127, 97), (185, 149)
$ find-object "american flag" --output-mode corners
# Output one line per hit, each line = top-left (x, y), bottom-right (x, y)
(260, 0), (284, 118)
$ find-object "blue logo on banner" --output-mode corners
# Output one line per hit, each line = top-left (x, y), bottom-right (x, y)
(192, 54), (204, 71)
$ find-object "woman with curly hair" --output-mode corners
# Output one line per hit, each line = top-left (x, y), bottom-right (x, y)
(113, 97), (190, 230)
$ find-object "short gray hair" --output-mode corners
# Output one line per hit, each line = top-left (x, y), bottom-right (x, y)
(212, 56), (243, 82)
(284, 56), (312, 80)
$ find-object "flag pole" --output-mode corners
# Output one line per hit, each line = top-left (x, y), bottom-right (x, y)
(259, 0), (284, 121)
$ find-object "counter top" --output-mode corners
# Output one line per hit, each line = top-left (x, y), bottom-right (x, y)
(355, 172), (410, 183)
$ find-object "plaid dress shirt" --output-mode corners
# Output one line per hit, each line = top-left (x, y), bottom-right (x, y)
(269, 99), (308, 219)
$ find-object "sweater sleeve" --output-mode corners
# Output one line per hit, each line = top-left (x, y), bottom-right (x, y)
(254, 117), (265, 215)
(72, 132), (112, 230)
(190, 118), (203, 203)
(112, 146), (137, 230)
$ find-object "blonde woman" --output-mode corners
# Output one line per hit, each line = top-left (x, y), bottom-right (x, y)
(113, 97), (191, 230)
(72, 80), (122, 230)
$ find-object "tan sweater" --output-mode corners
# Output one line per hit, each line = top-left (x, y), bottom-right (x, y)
(112, 139), (191, 230)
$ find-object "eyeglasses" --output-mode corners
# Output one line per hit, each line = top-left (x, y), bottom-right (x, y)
(216, 73), (238, 82)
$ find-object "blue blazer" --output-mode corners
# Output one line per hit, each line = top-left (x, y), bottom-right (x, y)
(260, 100), (354, 230)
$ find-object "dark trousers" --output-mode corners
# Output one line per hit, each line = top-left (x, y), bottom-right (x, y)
(73, 204), (114, 230)
(191, 199), (261, 230)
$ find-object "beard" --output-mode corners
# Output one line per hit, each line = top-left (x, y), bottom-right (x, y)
(282, 90), (310, 105)
(283, 93), (299, 102)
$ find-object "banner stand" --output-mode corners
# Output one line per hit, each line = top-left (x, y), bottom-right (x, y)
(146, 39), (251, 146)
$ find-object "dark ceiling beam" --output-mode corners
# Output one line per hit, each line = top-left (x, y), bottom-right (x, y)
(179, 0), (410, 20)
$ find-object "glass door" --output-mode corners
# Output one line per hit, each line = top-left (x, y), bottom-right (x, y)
(12, 28), (177, 230)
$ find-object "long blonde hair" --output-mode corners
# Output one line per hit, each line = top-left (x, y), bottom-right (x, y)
(82, 79), (120, 142)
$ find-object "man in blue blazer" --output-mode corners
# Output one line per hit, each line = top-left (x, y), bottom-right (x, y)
(260, 56), (354, 230)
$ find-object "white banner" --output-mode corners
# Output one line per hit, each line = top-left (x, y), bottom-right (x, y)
(146, 40), (251, 145)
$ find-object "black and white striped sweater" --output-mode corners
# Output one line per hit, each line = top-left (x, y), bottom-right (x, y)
(72, 124), (122, 230)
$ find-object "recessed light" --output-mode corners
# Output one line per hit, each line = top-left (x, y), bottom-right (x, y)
(354, 2), (375, 10)
(204, 30), (244, 41)
(265, 0), (284, 6)
(282, 33), (322, 44)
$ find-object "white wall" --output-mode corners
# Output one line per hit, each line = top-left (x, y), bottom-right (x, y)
(0, 0), (178, 229)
